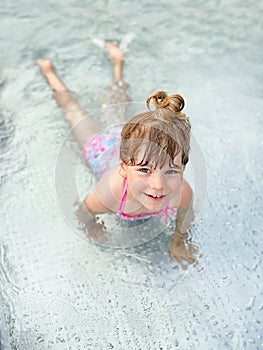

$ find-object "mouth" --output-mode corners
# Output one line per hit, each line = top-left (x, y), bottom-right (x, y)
(144, 193), (166, 201)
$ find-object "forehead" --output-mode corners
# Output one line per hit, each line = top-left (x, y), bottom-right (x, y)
(135, 146), (183, 167)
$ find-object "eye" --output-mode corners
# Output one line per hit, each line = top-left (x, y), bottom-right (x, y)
(165, 169), (179, 175)
(139, 167), (151, 173)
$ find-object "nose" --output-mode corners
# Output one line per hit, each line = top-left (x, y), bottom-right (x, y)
(148, 172), (164, 190)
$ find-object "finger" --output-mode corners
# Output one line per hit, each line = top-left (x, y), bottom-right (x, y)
(169, 250), (176, 259)
(185, 255), (196, 264)
(176, 256), (188, 270)
(169, 246), (176, 259)
(170, 249), (182, 260)
(181, 263), (188, 270)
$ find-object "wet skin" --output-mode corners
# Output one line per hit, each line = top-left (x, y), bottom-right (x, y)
(120, 153), (184, 215)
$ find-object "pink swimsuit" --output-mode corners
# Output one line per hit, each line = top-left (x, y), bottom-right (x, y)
(82, 127), (177, 224)
(117, 178), (177, 224)
(82, 125), (121, 179)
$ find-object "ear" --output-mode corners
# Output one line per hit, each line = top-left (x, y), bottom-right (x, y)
(119, 161), (128, 178)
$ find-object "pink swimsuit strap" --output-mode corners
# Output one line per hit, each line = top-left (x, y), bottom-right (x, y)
(117, 178), (177, 222)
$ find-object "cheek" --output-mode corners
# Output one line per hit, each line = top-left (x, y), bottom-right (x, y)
(130, 178), (147, 193)
(167, 176), (182, 191)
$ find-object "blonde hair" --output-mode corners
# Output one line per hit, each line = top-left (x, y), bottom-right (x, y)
(120, 91), (191, 168)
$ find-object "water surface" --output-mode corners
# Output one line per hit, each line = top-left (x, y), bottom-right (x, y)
(0, 0), (262, 349)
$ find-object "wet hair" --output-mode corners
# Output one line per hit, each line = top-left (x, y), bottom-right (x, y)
(120, 91), (191, 168)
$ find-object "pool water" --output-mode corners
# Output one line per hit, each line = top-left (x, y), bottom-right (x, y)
(0, 0), (263, 349)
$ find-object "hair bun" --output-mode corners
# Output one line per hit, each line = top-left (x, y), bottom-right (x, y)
(146, 91), (185, 114)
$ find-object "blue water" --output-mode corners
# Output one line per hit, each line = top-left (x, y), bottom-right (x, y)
(0, 0), (263, 349)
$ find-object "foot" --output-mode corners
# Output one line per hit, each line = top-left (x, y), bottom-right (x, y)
(36, 58), (54, 76)
(36, 58), (68, 92)
(106, 43), (124, 81)
(106, 42), (124, 65)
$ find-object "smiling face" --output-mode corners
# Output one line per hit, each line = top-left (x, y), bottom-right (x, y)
(119, 151), (184, 213)
(119, 117), (190, 214)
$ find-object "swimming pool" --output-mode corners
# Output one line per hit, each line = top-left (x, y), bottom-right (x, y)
(0, 0), (262, 349)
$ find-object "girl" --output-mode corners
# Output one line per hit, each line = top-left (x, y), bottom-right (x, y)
(37, 43), (198, 269)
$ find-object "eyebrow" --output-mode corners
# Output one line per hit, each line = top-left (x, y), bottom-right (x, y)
(135, 163), (183, 170)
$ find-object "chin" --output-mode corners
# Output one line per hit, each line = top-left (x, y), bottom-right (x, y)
(144, 200), (164, 211)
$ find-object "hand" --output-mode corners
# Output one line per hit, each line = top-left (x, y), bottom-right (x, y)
(169, 232), (199, 270)
(74, 201), (106, 243)
(87, 221), (106, 243)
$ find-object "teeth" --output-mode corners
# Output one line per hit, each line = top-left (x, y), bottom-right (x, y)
(145, 193), (164, 198)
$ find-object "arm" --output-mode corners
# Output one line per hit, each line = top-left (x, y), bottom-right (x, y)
(74, 200), (106, 243)
(169, 180), (199, 269)
(84, 188), (112, 214)
(74, 171), (116, 239)
(84, 167), (123, 213)
(74, 168), (124, 241)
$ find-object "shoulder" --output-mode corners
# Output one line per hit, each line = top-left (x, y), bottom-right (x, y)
(84, 166), (125, 213)
(178, 179), (193, 209)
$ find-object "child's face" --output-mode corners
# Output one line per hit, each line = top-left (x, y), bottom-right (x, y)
(120, 152), (184, 212)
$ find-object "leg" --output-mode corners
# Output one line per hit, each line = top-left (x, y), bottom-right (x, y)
(100, 43), (132, 126)
(107, 42), (124, 82)
(36, 59), (101, 149)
